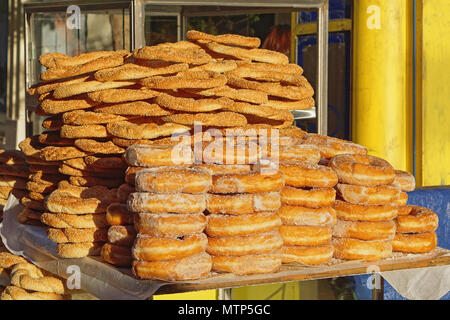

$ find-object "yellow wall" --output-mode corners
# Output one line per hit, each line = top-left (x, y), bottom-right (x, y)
(352, 0), (413, 172)
(415, 0), (450, 186)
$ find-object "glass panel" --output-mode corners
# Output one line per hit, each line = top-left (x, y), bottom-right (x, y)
(26, 6), (131, 135)
(144, 14), (178, 45)
(0, 1), (7, 146)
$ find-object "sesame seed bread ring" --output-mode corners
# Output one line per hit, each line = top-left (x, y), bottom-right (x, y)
(333, 238), (392, 261)
(135, 167), (211, 194)
(279, 225), (332, 246)
(280, 187), (336, 208)
(41, 212), (108, 229)
(134, 212), (207, 237)
(63, 156), (126, 171)
(69, 176), (123, 188)
(132, 252), (212, 281)
(395, 192), (408, 206)
(40, 55), (124, 81)
(53, 80), (137, 99)
(29, 165), (60, 175)
(330, 154), (395, 187)
(45, 191), (114, 215)
(162, 111), (248, 127)
(55, 180), (118, 199)
(281, 245), (334, 265)
(124, 144), (193, 167)
(206, 193), (281, 215)
(0, 150), (26, 165)
(0, 286), (65, 300)
(25, 181), (57, 194)
(58, 164), (125, 178)
(278, 205), (337, 227)
(302, 134), (368, 159)
(396, 206), (439, 233)
(223, 100), (294, 122)
(333, 200), (398, 222)
(42, 116), (63, 130)
(187, 30), (261, 48)
(39, 52), (69, 68)
(93, 101), (172, 116)
(336, 183), (401, 206)
(211, 253), (281, 275)
(62, 110), (133, 125)
(206, 212), (281, 237)
(40, 95), (100, 114)
(88, 87), (160, 104)
(38, 131), (73, 146)
(210, 171), (284, 194)
(190, 60), (238, 73)
(262, 97), (315, 111)
(32, 75), (91, 95)
(0, 164), (29, 178)
(332, 220), (396, 241)
(26, 156), (60, 166)
(0, 175), (27, 189)
(184, 85), (268, 104)
(48, 50), (129, 69)
(226, 66), (304, 86)
(117, 183), (135, 202)
(141, 71), (227, 90)
(17, 208), (42, 224)
(133, 45), (212, 65)
(279, 162), (338, 188)
(0, 186), (13, 199)
(275, 144), (321, 164)
(192, 163), (251, 175)
(101, 243), (132, 267)
(107, 121), (190, 140)
(107, 225), (136, 247)
(206, 42), (288, 64)
(19, 136), (44, 158)
(39, 144), (90, 163)
(106, 203), (133, 226)
(0, 252), (27, 269)
(21, 197), (45, 211)
(392, 232), (437, 253)
(94, 63), (189, 81)
(9, 263), (64, 294)
(111, 137), (153, 148)
(133, 233), (208, 261)
(392, 170), (416, 192)
(235, 60), (303, 74)
(28, 192), (45, 201)
(56, 242), (104, 258)
(47, 227), (108, 243)
(127, 192), (206, 214)
(60, 124), (109, 139)
(206, 231), (283, 256)
(155, 94), (229, 112)
(227, 75), (313, 100)
(73, 139), (125, 155)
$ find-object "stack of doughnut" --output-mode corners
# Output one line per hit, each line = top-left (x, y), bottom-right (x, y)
(125, 144), (214, 281)
(277, 142), (339, 265)
(0, 150), (29, 222)
(330, 154), (401, 261)
(0, 251), (70, 300)
(391, 170), (438, 254)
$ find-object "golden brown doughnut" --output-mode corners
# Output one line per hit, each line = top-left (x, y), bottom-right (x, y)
(281, 245), (334, 265)
(206, 231), (283, 256)
(134, 212), (206, 237)
(302, 134), (367, 159)
(192, 163), (251, 175)
(330, 154), (395, 187)
(206, 192), (281, 215)
(397, 205), (413, 216)
(101, 243), (132, 267)
(279, 162), (338, 188)
(332, 220), (396, 241)
(47, 227), (108, 243)
(277, 205), (336, 226)
(392, 170), (415, 192)
(41, 212), (108, 229)
(395, 206), (439, 233)
(128, 192), (206, 214)
(395, 192), (408, 206)
(206, 212), (281, 237)
(107, 225), (136, 247)
(279, 225), (332, 246)
(124, 144), (193, 167)
(106, 203), (133, 226)
(132, 252), (212, 281)
(392, 232), (437, 253)
(197, 140), (260, 165)
(210, 171), (284, 194)
(56, 242), (104, 258)
(333, 200), (398, 222)
(132, 233), (208, 261)
(275, 144), (321, 164)
(336, 183), (401, 205)
(333, 238), (392, 261)
(211, 252), (281, 275)
(135, 167), (211, 194)
(280, 187), (336, 208)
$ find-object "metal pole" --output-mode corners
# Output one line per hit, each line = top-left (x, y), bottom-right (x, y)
(316, 0), (328, 135)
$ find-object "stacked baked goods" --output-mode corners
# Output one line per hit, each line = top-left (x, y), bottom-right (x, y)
(0, 150), (28, 222)
(330, 154), (400, 261)
(125, 144), (214, 281)
(277, 144), (339, 265)
(0, 251), (70, 300)
(391, 170), (438, 254)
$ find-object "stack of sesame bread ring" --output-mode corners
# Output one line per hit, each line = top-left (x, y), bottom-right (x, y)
(331, 154), (400, 261)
